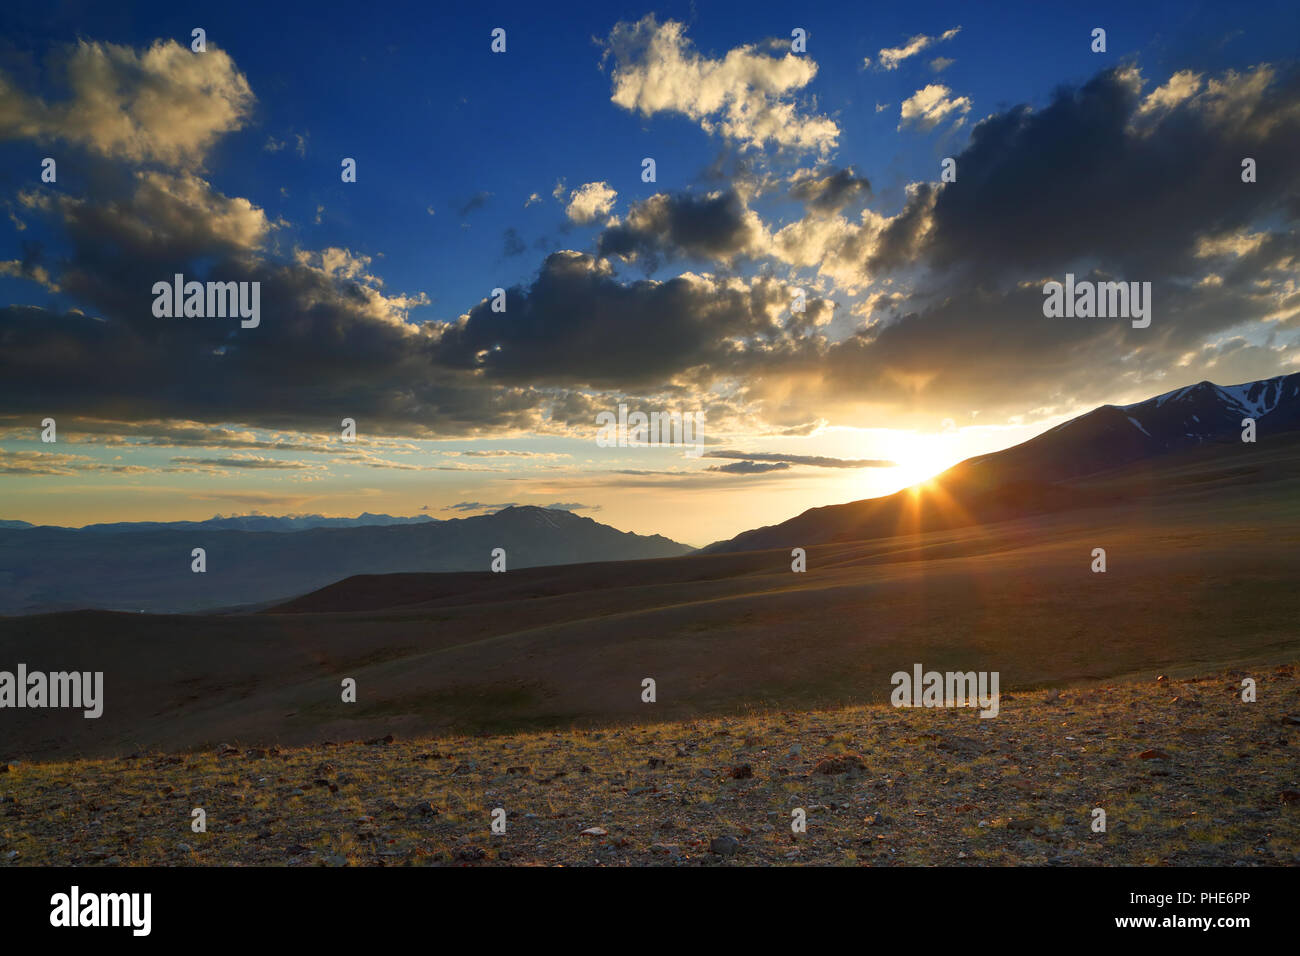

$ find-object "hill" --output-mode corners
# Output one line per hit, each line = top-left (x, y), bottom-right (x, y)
(0, 506), (691, 615)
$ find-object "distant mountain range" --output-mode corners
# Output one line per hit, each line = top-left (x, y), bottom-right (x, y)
(705, 373), (1300, 553)
(0, 512), (437, 533)
(0, 506), (691, 615)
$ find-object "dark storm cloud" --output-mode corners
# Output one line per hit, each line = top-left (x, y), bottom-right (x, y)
(804, 62), (1300, 421)
(431, 250), (825, 389)
(872, 64), (1300, 281)
(597, 190), (761, 265)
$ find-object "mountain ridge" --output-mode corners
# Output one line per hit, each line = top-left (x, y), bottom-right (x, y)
(705, 372), (1300, 554)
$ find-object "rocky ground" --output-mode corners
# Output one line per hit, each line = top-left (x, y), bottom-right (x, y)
(2, 664), (1298, 866)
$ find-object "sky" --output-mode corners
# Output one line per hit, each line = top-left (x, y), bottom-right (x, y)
(1, 0), (1298, 546)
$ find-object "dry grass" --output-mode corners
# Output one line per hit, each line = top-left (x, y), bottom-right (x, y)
(3, 663), (1297, 866)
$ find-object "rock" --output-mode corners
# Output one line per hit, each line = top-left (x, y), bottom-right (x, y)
(454, 846), (486, 862)
(216, 744), (239, 757)
(649, 843), (680, 857)
(812, 753), (867, 775)
(1136, 749), (1171, 760)
(580, 826), (608, 837)
(1281, 790), (1300, 805)
(410, 801), (440, 817)
(1007, 819), (1039, 832)
(730, 764), (753, 779)
(505, 765), (530, 775)
(646, 757), (665, 769)
(710, 835), (740, 856)
(365, 734), (395, 746)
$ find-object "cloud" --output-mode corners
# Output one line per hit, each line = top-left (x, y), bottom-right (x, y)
(457, 191), (492, 217)
(565, 182), (618, 224)
(788, 167), (872, 212)
(544, 502), (601, 512)
(442, 501), (518, 512)
(170, 455), (313, 469)
(503, 228), (527, 256)
(0, 449), (161, 476)
(899, 84), (972, 131)
(602, 15), (838, 154)
(456, 449), (569, 458)
(705, 450), (895, 468)
(930, 57), (954, 73)
(432, 250), (831, 389)
(875, 27), (961, 71)
(706, 460), (790, 474)
(598, 189), (767, 265)
(0, 39), (254, 167)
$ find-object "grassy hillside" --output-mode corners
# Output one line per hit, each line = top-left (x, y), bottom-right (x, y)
(2, 436), (1299, 761)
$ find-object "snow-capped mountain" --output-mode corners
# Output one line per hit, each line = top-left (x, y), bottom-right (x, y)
(1119, 373), (1300, 446)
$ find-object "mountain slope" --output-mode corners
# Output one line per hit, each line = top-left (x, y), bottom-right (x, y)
(707, 373), (1300, 553)
(0, 506), (691, 615)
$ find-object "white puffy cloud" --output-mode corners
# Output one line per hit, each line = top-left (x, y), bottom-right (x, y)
(565, 182), (618, 224)
(0, 39), (254, 167)
(898, 84), (971, 131)
(603, 16), (838, 154)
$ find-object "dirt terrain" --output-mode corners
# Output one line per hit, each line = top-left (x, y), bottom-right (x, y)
(2, 664), (1297, 866)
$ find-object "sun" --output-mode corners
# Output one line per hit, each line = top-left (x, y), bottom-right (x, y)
(888, 433), (957, 490)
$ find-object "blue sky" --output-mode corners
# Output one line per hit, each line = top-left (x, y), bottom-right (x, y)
(2, 1), (1299, 543)
(8, 0), (1295, 317)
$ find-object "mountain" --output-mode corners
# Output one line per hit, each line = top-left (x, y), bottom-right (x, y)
(0, 512), (437, 533)
(706, 373), (1300, 553)
(0, 506), (691, 615)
